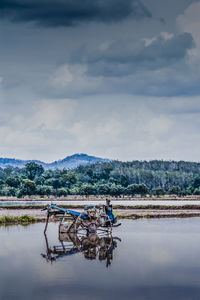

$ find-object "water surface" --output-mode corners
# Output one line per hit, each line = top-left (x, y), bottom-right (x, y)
(1, 219), (200, 299)
(1, 199), (200, 207)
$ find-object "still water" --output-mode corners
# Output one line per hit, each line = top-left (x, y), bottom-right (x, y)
(1, 219), (200, 299)
(2, 199), (200, 206)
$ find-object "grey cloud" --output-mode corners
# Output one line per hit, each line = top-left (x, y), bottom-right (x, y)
(75, 32), (195, 77)
(1, 92), (200, 162)
(1, 0), (200, 162)
(44, 31), (197, 98)
(3, 33), (195, 98)
(0, 0), (151, 26)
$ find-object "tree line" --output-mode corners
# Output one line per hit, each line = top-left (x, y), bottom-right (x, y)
(0, 160), (200, 197)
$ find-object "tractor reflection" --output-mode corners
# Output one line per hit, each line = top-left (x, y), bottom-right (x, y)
(42, 230), (121, 267)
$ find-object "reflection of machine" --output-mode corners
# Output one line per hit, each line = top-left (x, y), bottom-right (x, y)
(43, 199), (121, 234)
(41, 230), (121, 267)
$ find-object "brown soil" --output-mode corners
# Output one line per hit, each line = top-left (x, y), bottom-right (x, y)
(1, 207), (200, 221)
(1, 195), (200, 201)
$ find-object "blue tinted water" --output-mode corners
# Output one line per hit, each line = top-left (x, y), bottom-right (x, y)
(1, 219), (200, 299)
(1, 200), (200, 207)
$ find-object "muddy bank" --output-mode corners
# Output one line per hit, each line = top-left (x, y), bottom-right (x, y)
(1, 206), (200, 222)
(2, 204), (200, 210)
(0, 208), (47, 220)
(1, 195), (200, 202)
(117, 212), (200, 219)
(0, 215), (40, 225)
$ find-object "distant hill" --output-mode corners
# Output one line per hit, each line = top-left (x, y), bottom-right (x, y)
(47, 154), (109, 170)
(0, 154), (109, 170)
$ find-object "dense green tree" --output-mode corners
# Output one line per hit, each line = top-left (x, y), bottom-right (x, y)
(79, 184), (96, 196)
(0, 159), (200, 197)
(193, 188), (200, 195)
(69, 186), (80, 195)
(126, 184), (139, 196)
(4, 167), (14, 177)
(137, 184), (149, 196)
(98, 184), (110, 195)
(6, 177), (21, 188)
(168, 186), (181, 195)
(154, 186), (164, 197)
(192, 175), (200, 189)
(56, 188), (69, 197)
(21, 179), (36, 196)
(0, 186), (17, 196)
(52, 179), (62, 189)
(34, 176), (45, 185)
(36, 185), (53, 196)
(109, 184), (124, 197)
(25, 162), (44, 180)
(61, 172), (77, 187)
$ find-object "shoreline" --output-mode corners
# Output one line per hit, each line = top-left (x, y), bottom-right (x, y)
(1, 197), (200, 224)
(1, 195), (200, 202)
(1, 205), (200, 224)
(2, 204), (200, 210)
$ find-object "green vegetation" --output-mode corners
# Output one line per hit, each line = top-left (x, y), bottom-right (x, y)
(0, 215), (37, 224)
(0, 160), (200, 197)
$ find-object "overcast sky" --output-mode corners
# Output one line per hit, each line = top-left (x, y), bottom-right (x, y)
(0, 0), (200, 162)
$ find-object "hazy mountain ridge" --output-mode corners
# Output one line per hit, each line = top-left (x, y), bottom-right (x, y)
(0, 154), (109, 170)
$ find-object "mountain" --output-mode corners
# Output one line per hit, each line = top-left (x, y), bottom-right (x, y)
(0, 158), (44, 169)
(0, 154), (109, 170)
(47, 153), (109, 170)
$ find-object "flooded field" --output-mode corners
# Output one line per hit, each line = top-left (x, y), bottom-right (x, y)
(1, 219), (200, 299)
(2, 199), (200, 207)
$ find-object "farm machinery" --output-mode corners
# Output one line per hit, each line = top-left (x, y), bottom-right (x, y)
(43, 199), (121, 234)
(42, 229), (121, 267)
(41, 199), (121, 266)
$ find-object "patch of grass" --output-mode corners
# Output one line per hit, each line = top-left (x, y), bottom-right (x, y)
(0, 214), (37, 224)
(115, 212), (130, 218)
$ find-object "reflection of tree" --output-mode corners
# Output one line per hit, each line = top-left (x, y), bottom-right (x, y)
(41, 231), (121, 267)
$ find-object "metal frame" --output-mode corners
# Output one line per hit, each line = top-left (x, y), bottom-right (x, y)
(43, 200), (120, 234)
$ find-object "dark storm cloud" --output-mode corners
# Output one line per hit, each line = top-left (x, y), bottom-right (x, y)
(74, 32), (195, 77)
(0, 0), (151, 26)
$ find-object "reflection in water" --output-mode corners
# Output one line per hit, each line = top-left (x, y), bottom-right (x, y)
(3, 219), (200, 300)
(42, 200), (121, 267)
(42, 231), (121, 267)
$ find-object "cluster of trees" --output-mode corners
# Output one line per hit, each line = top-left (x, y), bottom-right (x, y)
(0, 160), (200, 197)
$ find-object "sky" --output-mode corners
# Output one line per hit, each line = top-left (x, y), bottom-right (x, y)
(0, 0), (200, 162)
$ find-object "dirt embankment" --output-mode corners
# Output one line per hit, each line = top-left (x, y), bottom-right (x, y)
(1, 195), (200, 202)
(1, 205), (200, 223)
